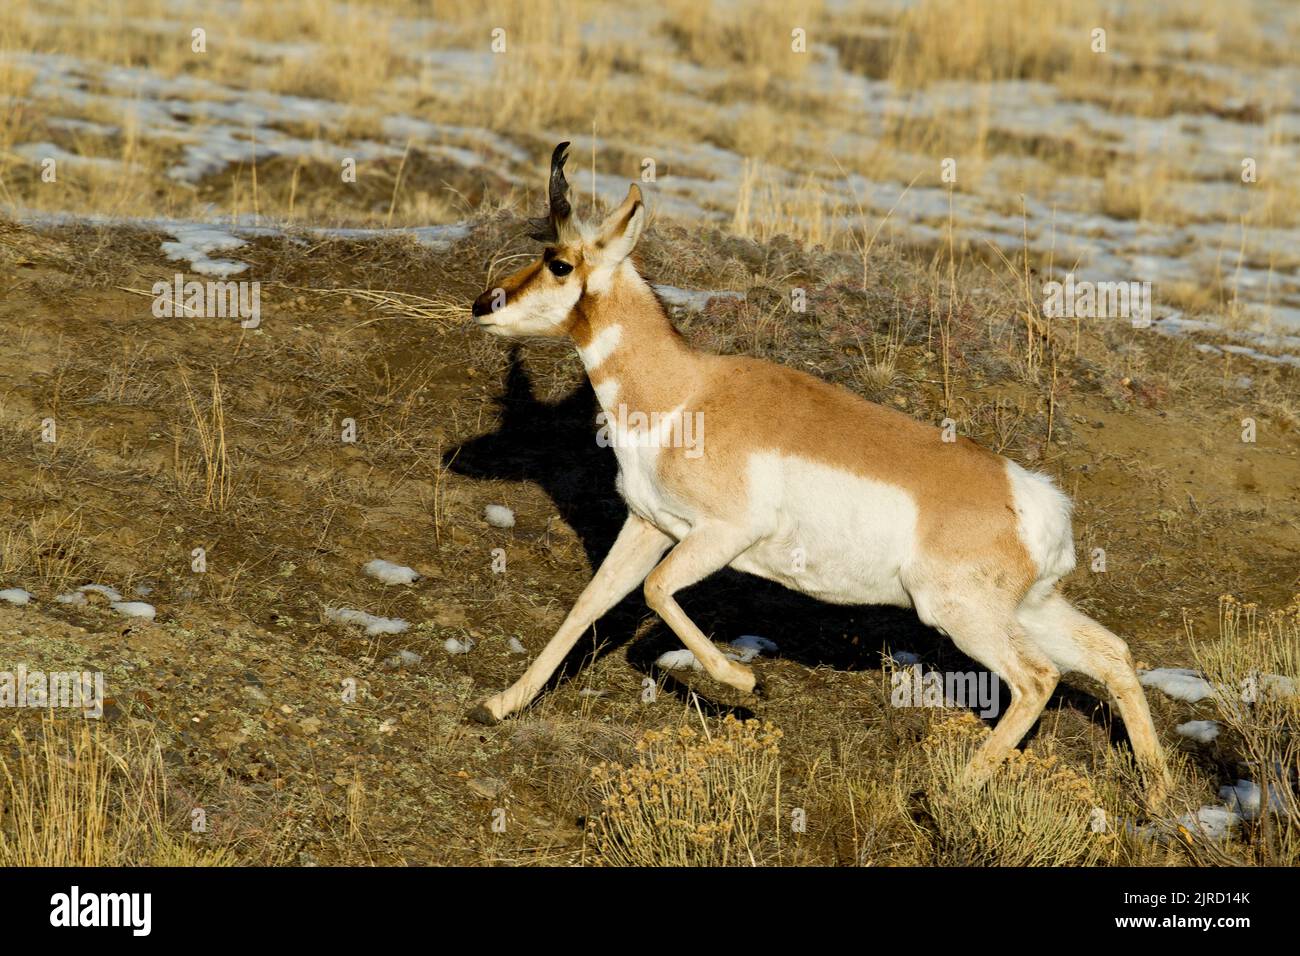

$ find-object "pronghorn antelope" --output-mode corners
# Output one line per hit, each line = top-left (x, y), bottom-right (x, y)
(469, 142), (1171, 804)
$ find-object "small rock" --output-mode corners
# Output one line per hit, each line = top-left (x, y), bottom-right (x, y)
(467, 777), (505, 800)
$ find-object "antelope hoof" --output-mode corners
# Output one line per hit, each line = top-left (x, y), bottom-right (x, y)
(749, 676), (769, 700)
(1143, 778), (1171, 813)
(467, 702), (501, 726)
(728, 664), (758, 696)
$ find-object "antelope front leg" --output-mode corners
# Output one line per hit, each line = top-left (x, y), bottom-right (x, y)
(643, 523), (759, 694)
(469, 513), (671, 723)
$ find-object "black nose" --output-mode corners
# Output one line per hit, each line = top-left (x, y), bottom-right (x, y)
(472, 290), (497, 318)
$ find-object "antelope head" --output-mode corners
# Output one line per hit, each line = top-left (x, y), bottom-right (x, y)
(472, 141), (646, 338)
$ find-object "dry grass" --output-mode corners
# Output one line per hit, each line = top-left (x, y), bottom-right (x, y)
(177, 366), (232, 512)
(909, 711), (1110, 867)
(0, 715), (237, 866)
(0, 510), (91, 592)
(1190, 594), (1300, 866)
(587, 715), (783, 866)
(3, 0), (1296, 256)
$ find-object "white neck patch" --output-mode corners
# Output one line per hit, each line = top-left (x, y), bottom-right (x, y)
(593, 377), (620, 409)
(577, 323), (623, 373)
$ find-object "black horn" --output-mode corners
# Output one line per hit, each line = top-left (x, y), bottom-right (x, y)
(527, 141), (572, 242)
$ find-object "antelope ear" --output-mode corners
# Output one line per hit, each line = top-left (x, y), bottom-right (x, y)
(595, 184), (645, 262)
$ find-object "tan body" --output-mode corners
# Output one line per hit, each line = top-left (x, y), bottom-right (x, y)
(468, 144), (1170, 805)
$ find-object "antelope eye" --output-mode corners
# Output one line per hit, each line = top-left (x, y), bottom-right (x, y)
(548, 259), (573, 277)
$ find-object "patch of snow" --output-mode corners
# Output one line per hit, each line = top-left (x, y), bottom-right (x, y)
(443, 637), (475, 655)
(653, 284), (743, 313)
(888, 650), (921, 666)
(1259, 673), (1298, 698)
(656, 648), (702, 671)
(383, 649), (423, 669)
(1176, 720), (1220, 744)
(111, 601), (156, 619)
(55, 591), (87, 605)
(325, 606), (408, 636)
(730, 634), (778, 663)
(507, 636), (526, 654)
(1178, 806), (1241, 841)
(1219, 779), (1288, 819)
(79, 583), (123, 601)
(47, 116), (119, 137)
(484, 505), (515, 529)
(160, 224), (248, 277)
(13, 142), (122, 172)
(1139, 667), (1214, 703)
(363, 559), (420, 586)
(0, 588), (34, 605)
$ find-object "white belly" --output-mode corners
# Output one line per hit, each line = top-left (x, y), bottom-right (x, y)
(731, 453), (918, 606)
(616, 445), (919, 607)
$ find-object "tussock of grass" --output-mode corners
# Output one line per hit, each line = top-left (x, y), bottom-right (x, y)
(588, 715), (783, 866)
(0, 510), (92, 592)
(1190, 594), (1300, 866)
(911, 711), (1109, 867)
(177, 366), (232, 512)
(0, 715), (237, 866)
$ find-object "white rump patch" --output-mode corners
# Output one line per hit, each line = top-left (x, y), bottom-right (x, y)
(1005, 460), (1075, 582)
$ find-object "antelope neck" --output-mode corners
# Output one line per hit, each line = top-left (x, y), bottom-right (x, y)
(572, 267), (696, 417)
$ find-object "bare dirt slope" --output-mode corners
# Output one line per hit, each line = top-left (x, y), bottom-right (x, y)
(0, 214), (1297, 864)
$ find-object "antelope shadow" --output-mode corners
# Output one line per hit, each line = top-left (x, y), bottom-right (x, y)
(444, 349), (1126, 743)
